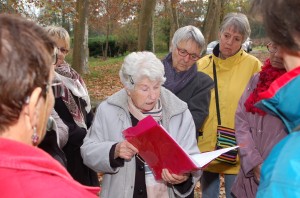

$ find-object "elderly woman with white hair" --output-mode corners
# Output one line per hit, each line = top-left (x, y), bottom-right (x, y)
(81, 51), (201, 198)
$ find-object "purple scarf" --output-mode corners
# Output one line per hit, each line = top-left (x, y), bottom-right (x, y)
(162, 53), (197, 94)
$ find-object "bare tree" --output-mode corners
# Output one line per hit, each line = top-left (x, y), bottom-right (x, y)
(202, 0), (222, 43)
(72, 0), (89, 74)
(169, 0), (179, 45)
(138, 0), (156, 51)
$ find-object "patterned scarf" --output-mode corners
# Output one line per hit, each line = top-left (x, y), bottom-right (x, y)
(162, 53), (197, 94)
(128, 97), (162, 123)
(244, 58), (286, 116)
(54, 62), (91, 129)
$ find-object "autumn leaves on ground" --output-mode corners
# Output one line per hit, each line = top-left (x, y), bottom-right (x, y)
(82, 42), (269, 197)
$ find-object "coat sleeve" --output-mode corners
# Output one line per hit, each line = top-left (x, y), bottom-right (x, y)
(189, 73), (214, 134)
(235, 76), (263, 177)
(80, 102), (123, 173)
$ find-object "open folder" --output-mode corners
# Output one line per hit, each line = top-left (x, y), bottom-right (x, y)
(123, 116), (239, 180)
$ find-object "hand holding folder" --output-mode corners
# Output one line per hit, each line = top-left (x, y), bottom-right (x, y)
(123, 116), (238, 180)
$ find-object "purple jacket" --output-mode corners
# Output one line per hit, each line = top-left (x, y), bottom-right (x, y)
(231, 73), (288, 198)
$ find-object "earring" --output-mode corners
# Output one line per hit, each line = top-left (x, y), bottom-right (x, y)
(31, 126), (39, 145)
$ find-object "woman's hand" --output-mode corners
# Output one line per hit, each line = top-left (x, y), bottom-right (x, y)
(114, 140), (138, 160)
(253, 164), (262, 184)
(161, 169), (190, 185)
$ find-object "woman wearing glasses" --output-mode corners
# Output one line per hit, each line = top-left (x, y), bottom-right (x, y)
(0, 14), (99, 197)
(162, 25), (214, 141)
(197, 13), (261, 198)
(45, 26), (99, 187)
(231, 41), (287, 198)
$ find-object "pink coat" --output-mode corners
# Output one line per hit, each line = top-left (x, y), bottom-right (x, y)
(0, 138), (100, 198)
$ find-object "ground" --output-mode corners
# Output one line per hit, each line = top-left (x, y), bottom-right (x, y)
(84, 46), (269, 197)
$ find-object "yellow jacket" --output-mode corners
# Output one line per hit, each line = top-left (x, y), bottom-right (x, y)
(197, 48), (261, 174)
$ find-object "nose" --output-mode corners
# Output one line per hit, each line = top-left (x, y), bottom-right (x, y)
(226, 37), (234, 45)
(183, 54), (190, 62)
(148, 89), (158, 100)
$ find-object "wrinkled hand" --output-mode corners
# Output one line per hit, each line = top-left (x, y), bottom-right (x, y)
(253, 164), (262, 184)
(114, 140), (138, 160)
(161, 169), (190, 185)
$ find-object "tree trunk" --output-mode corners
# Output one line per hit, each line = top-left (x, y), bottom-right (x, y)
(202, 0), (222, 43)
(137, 0), (156, 51)
(169, 0), (179, 47)
(72, 0), (89, 75)
(104, 16), (110, 59)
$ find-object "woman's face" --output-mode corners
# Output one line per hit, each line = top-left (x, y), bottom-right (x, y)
(171, 39), (201, 72)
(267, 42), (285, 69)
(53, 38), (69, 67)
(219, 26), (244, 59)
(129, 77), (161, 112)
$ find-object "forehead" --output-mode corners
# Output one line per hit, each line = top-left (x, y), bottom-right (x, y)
(222, 26), (243, 37)
(52, 37), (68, 49)
(135, 77), (160, 87)
(177, 39), (201, 52)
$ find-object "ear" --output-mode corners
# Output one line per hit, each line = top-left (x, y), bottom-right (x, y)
(27, 87), (43, 128)
(218, 32), (221, 40)
(125, 87), (131, 96)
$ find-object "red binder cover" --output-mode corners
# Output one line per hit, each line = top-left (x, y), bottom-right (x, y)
(123, 116), (199, 180)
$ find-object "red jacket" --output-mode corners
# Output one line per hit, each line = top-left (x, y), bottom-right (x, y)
(0, 138), (100, 198)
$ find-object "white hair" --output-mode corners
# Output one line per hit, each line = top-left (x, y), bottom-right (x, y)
(119, 51), (166, 90)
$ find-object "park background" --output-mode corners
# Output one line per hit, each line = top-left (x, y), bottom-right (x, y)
(0, 1), (269, 197)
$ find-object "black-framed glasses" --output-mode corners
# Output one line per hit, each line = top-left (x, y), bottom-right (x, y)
(52, 47), (58, 65)
(176, 45), (200, 61)
(267, 42), (278, 53)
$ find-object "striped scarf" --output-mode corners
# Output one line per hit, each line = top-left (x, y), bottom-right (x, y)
(127, 97), (162, 123)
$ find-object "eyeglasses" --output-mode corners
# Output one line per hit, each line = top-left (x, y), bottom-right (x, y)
(176, 45), (200, 61)
(45, 81), (62, 94)
(52, 47), (58, 65)
(267, 42), (278, 53)
(58, 47), (69, 54)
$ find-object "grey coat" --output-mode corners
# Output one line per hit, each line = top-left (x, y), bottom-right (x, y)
(231, 74), (288, 198)
(81, 87), (202, 198)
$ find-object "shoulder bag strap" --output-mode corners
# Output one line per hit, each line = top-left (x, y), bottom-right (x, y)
(213, 61), (221, 125)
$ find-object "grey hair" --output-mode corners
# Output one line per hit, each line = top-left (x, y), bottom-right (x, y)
(45, 26), (70, 49)
(119, 51), (166, 90)
(170, 25), (205, 54)
(220, 12), (251, 43)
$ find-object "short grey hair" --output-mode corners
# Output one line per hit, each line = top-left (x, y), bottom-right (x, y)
(220, 12), (251, 43)
(119, 51), (166, 90)
(45, 26), (70, 49)
(170, 25), (205, 54)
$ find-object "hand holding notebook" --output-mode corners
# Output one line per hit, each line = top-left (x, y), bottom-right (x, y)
(123, 116), (238, 180)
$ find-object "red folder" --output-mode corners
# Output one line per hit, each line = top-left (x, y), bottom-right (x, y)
(123, 116), (199, 180)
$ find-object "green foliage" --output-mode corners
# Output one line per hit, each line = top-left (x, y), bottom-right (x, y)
(88, 36), (128, 58)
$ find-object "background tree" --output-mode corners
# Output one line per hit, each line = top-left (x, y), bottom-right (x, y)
(202, 0), (222, 43)
(72, 0), (89, 74)
(137, 0), (156, 51)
